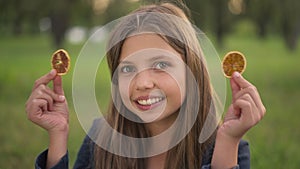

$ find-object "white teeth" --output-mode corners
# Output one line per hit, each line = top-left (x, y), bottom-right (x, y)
(146, 99), (151, 105)
(140, 100), (147, 105)
(137, 98), (163, 105)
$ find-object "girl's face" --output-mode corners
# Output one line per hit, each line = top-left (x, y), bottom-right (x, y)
(117, 34), (186, 123)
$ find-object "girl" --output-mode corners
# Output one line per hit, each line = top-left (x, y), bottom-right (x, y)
(26, 2), (266, 169)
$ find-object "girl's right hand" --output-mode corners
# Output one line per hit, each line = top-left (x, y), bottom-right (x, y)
(25, 69), (69, 134)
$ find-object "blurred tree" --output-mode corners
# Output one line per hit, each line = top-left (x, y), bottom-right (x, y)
(11, 0), (23, 35)
(1, 0), (299, 50)
(246, 0), (274, 38)
(0, 0), (43, 35)
(70, 0), (94, 26)
(278, 0), (300, 50)
(185, 0), (209, 30)
(0, 0), (92, 47)
(246, 0), (300, 50)
(48, 0), (71, 49)
(186, 0), (235, 47)
(103, 0), (140, 23)
(209, 0), (233, 47)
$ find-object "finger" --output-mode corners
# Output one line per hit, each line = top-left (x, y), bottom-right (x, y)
(36, 91), (53, 111)
(224, 104), (240, 121)
(53, 75), (64, 95)
(231, 72), (253, 89)
(234, 87), (259, 108)
(233, 99), (253, 125)
(230, 77), (240, 102)
(43, 86), (65, 102)
(28, 85), (51, 109)
(234, 94), (262, 124)
(29, 98), (48, 114)
(33, 69), (57, 90)
(234, 87), (265, 115)
(30, 85), (65, 110)
(26, 99), (48, 123)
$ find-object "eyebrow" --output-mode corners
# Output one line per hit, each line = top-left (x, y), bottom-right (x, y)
(148, 55), (173, 62)
(118, 60), (133, 65)
(119, 55), (173, 65)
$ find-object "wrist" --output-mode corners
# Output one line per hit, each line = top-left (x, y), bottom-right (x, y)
(211, 130), (240, 169)
(48, 130), (68, 151)
(46, 129), (68, 169)
(48, 128), (68, 153)
(48, 121), (69, 135)
(216, 129), (241, 145)
(48, 129), (68, 140)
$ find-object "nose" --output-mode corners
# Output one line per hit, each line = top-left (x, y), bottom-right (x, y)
(133, 70), (155, 90)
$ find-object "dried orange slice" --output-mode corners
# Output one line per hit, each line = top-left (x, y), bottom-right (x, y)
(51, 49), (70, 75)
(222, 51), (246, 78)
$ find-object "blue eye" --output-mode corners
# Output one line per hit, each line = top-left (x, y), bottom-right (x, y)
(120, 65), (135, 73)
(154, 61), (169, 70)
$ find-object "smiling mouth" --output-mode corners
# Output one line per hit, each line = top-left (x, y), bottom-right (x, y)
(137, 97), (163, 105)
(134, 97), (164, 111)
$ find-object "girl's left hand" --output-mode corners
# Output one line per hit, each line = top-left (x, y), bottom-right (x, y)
(219, 72), (266, 140)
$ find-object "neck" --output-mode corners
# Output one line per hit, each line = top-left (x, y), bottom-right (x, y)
(146, 152), (167, 169)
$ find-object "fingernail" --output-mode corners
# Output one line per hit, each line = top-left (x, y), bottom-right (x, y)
(233, 72), (240, 78)
(59, 95), (65, 101)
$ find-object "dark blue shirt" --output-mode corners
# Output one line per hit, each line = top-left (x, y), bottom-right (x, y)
(35, 119), (250, 169)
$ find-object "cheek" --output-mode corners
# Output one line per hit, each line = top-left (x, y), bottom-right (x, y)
(119, 83), (129, 102)
(173, 80), (185, 105)
(177, 74), (186, 103)
(160, 74), (185, 105)
(119, 85), (128, 98)
(118, 79), (132, 106)
(166, 71), (186, 104)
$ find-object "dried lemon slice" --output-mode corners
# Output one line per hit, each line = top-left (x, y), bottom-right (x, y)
(51, 49), (71, 75)
(222, 51), (246, 78)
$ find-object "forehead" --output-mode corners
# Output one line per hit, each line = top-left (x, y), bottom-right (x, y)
(120, 34), (181, 61)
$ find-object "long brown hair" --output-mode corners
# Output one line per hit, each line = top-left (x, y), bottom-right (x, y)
(94, 2), (217, 169)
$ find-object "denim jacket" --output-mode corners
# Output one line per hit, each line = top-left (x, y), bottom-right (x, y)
(35, 119), (250, 169)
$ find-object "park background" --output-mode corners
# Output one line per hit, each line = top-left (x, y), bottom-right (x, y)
(1, 0), (300, 168)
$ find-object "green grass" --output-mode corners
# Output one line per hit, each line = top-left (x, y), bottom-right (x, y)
(0, 26), (299, 168)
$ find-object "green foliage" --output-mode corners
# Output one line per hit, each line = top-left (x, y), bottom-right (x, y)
(246, 0), (300, 50)
(1, 0), (299, 50)
(0, 27), (299, 168)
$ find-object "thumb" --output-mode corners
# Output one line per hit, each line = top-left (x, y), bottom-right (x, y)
(53, 75), (64, 95)
(231, 71), (252, 89)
